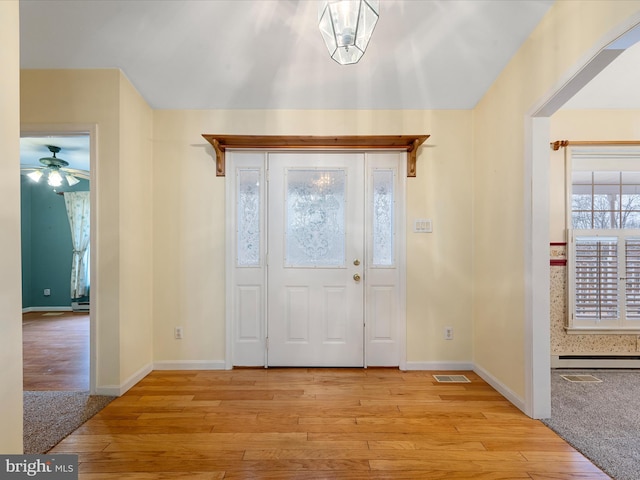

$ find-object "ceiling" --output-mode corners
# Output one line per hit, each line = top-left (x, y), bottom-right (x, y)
(17, 1), (640, 171)
(20, 0), (555, 110)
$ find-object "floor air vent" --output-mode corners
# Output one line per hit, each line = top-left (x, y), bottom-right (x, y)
(433, 375), (471, 383)
(560, 374), (602, 383)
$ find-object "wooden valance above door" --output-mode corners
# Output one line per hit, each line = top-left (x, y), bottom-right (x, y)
(201, 134), (430, 177)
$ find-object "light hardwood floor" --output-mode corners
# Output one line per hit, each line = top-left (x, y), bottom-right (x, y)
(23, 311), (89, 391)
(48, 368), (609, 479)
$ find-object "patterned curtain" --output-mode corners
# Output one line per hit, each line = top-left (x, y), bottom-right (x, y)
(64, 192), (90, 299)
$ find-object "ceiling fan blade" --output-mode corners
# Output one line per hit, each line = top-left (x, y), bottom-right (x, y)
(61, 167), (90, 180)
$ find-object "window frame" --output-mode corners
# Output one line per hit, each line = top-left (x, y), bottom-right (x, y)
(566, 146), (640, 334)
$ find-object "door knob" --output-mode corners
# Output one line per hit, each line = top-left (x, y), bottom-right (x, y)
(353, 273), (361, 282)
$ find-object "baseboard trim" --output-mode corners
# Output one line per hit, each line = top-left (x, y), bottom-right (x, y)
(154, 360), (227, 371)
(22, 306), (73, 313)
(551, 355), (640, 368)
(473, 362), (526, 413)
(404, 361), (474, 371)
(95, 362), (153, 397)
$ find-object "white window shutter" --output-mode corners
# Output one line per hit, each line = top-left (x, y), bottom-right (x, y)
(572, 235), (619, 321)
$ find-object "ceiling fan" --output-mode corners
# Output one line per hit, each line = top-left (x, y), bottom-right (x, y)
(23, 145), (88, 187)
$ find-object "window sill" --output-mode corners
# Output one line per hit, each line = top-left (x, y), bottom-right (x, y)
(565, 327), (640, 335)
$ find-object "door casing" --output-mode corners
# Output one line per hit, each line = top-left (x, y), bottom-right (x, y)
(225, 149), (407, 369)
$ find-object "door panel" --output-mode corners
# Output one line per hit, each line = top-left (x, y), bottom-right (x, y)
(229, 153), (267, 367)
(267, 153), (364, 366)
(365, 153), (402, 366)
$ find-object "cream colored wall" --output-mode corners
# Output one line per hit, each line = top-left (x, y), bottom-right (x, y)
(0, 0), (24, 453)
(152, 110), (473, 365)
(21, 69), (154, 391)
(118, 74), (154, 381)
(473, 1), (640, 399)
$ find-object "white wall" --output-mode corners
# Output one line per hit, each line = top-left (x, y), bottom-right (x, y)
(0, 0), (24, 453)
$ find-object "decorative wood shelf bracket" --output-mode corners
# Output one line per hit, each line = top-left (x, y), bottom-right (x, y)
(202, 134), (430, 177)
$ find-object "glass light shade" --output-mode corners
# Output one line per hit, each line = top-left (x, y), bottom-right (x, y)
(27, 170), (43, 182)
(47, 169), (63, 187)
(318, 0), (379, 65)
(66, 174), (80, 186)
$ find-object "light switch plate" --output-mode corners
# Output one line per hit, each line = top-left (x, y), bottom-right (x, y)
(414, 219), (432, 233)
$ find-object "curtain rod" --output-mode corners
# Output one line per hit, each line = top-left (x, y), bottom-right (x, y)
(551, 140), (640, 151)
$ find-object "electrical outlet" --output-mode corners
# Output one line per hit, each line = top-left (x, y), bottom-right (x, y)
(174, 327), (183, 339)
(444, 326), (453, 340)
(43, 288), (51, 296)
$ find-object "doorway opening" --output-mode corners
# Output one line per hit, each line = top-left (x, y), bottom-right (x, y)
(20, 125), (96, 394)
(526, 19), (640, 418)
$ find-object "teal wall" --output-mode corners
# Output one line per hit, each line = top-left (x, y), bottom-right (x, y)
(20, 176), (90, 308)
(20, 176), (32, 307)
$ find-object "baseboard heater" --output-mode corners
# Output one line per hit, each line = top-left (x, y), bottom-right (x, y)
(552, 355), (640, 368)
(71, 301), (90, 312)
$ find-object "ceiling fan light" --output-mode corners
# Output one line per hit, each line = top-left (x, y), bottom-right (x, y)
(27, 170), (43, 182)
(47, 169), (63, 187)
(66, 174), (80, 186)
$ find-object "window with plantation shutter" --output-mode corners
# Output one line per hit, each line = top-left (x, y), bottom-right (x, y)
(567, 147), (640, 333)
(569, 233), (640, 331)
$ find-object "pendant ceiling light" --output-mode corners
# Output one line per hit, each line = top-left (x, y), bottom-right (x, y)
(26, 145), (81, 187)
(318, 0), (379, 65)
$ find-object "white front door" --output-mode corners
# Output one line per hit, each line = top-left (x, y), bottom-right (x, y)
(226, 150), (405, 369)
(267, 153), (365, 366)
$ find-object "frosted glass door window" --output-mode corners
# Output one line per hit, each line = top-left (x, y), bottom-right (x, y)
(372, 169), (394, 266)
(285, 169), (346, 267)
(237, 168), (261, 266)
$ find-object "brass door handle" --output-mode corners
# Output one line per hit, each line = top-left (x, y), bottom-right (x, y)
(353, 273), (361, 282)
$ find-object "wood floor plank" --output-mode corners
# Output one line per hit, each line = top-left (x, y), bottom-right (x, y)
(101, 440), (370, 453)
(222, 473), (533, 480)
(80, 474), (224, 480)
(242, 449), (527, 461)
(368, 440), (487, 451)
(22, 312), (89, 391)
(369, 459), (604, 473)
(528, 474), (611, 480)
(36, 368), (607, 479)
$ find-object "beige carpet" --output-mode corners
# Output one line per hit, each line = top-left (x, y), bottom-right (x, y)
(23, 391), (115, 454)
(542, 370), (640, 480)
